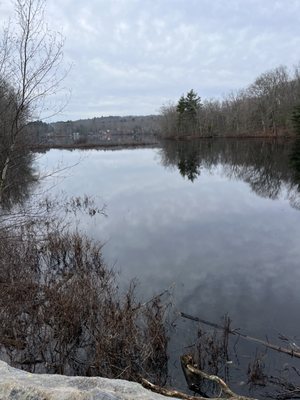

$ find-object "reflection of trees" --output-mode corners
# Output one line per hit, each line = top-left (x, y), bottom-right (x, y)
(288, 138), (300, 209)
(160, 139), (300, 208)
(176, 145), (201, 182)
(289, 138), (300, 189)
(160, 140), (212, 182)
(0, 140), (37, 210)
(178, 156), (200, 182)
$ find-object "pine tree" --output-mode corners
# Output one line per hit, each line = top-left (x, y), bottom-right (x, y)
(176, 95), (187, 115)
(176, 90), (202, 135)
(185, 89), (201, 119)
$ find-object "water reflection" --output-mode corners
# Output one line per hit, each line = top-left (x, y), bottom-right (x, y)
(290, 138), (300, 188)
(157, 139), (300, 395)
(177, 151), (201, 182)
(160, 138), (300, 208)
(0, 146), (37, 211)
(6, 140), (300, 398)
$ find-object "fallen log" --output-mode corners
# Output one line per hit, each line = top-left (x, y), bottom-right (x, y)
(180, 312), (300, 359)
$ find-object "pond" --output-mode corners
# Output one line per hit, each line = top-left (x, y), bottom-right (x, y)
(36, 138), (300, 397)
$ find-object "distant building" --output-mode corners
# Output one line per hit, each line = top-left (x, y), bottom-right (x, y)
(72, 132), (80, 141)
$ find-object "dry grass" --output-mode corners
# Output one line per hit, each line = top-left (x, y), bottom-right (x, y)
(0, 220), (169, 384)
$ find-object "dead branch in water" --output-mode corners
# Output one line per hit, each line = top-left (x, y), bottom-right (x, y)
(141, 352), (258, 400)
(141, 378), (202, 400)
(180, 312), (300, 359)
(141, 356), (258, 400)
(180, 354), (257, 400)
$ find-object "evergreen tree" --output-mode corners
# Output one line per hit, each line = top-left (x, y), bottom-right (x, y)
(176, 95), (187, 115)
(185, 89), (201, 118)
(176, 89), (202, 135)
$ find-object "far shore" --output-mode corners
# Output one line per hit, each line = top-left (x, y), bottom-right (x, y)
(30, 133), (297, 152)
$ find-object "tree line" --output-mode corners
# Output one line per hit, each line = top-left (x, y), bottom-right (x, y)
(27, 116), (161, 148)
(160, 65), (300, 138)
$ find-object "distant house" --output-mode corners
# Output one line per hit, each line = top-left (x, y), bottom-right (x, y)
(72, 132), (80, 141)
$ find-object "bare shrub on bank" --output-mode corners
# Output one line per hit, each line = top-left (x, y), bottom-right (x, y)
(0, 221), (169, 385)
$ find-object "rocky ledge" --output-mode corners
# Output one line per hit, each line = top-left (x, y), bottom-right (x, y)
(0, 361), (176, 400)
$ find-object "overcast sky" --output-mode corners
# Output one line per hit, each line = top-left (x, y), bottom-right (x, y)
(1, 0), (300, 121)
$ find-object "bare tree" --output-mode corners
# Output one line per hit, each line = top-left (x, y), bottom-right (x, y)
(0, 0), (67, 203)
(159, 64), (300, 139)
(159, 102), (177, 138)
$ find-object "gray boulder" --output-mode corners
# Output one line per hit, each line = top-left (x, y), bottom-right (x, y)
(0, 361), (177, 400)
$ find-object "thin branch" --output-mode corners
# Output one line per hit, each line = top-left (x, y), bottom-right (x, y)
(180, 312), (300, 359)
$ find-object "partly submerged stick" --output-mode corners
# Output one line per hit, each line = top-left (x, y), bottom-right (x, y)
(180, 354), (258, 400)
(180, 312), (300, 359)
(141, 377), (257, 400)
(141, 378), (202, 400)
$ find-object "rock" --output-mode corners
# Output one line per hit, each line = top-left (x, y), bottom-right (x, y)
(0, 361), (177, 400)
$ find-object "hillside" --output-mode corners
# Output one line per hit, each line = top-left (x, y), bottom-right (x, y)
(28, 115), (161, 148)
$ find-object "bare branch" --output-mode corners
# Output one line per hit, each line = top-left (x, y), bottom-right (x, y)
(180, 312), (300, 359)
(0, 0), (68, 203)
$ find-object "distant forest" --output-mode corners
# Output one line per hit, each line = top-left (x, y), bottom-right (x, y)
(27, 115), (161, 147)
(160, 65), (300, 138)
(27, 64), (300, 147)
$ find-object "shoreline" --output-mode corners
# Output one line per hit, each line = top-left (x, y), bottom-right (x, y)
(30, 134), (297, 152)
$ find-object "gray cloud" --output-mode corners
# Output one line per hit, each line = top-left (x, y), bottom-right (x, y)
(1, 0), (300, 119)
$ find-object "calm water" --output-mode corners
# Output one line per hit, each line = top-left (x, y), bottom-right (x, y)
(36, 139), (300, 395)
